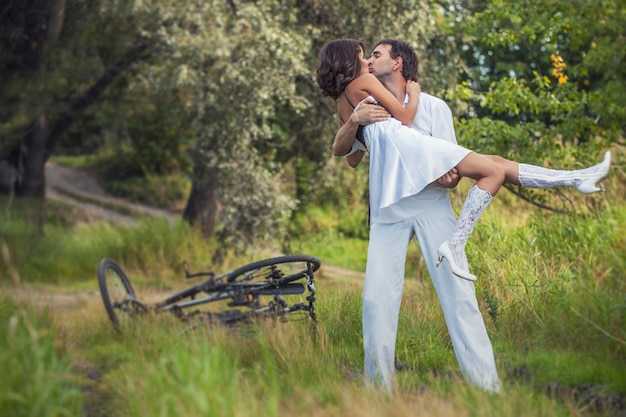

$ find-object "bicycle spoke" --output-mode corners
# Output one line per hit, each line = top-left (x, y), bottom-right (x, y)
(98, 258), (145, 327)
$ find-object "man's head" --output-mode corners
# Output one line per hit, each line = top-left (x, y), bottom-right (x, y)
(368, 39), (418, 83)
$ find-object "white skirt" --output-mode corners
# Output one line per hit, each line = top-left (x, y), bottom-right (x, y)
(364, 118), (471, 219)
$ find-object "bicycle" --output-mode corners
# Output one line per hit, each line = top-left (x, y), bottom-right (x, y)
(97, 254), (321, 330)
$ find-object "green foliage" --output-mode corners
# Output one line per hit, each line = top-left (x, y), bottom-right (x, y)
(2, 0), (626, 408)
(90, 310), (351, 417)
(120, 0), (318, 243)
(2, 0), (625, 248)
(101, 173), (189, 208)
(315, 288), (364, 369)
(50, 155), (99, 169)
(0, 298), (83, 417)
(454, 0), (622, 168)
(0, 207), (211, 285)
(85, 90), (194, 205)
(95, 147), (190, 206)
(286, 203), (369, 271)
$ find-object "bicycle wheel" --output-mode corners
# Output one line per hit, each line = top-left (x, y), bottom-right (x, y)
(98, 258), (146, 326)
(226, 254), (321, 284)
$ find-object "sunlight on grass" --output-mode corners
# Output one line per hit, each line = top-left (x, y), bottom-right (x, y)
(1, 151), (625, 416)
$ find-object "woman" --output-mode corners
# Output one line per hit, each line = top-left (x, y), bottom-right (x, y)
(316, 39), (611, 281)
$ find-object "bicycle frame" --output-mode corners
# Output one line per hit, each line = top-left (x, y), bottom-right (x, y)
(98, 255), (320, 328)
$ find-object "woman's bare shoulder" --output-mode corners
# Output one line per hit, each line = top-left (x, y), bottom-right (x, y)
(351, 73), (379, 86)
(347, 73), (381, 101)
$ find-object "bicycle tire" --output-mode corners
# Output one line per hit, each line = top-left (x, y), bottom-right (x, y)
(226, 254), (321, 284)
(98, 258), (146, 326)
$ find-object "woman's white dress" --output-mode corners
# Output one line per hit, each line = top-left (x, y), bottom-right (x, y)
(362, 118), (471, 219)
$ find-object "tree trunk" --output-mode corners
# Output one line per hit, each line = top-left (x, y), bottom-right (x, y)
(0, 161), (15, 194)
(1, 116), (49, 230)
(0, 0), (61, 230)
(16, 116), (48, 198)
(183, 173), (219, 239)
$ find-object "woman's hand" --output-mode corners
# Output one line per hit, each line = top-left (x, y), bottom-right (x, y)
(406, 80), (421, 97)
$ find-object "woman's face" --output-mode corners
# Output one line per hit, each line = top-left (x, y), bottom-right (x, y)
(358, 47), (369, 75)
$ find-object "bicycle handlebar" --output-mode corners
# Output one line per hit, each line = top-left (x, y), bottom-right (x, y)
(183, 260), (215, 279)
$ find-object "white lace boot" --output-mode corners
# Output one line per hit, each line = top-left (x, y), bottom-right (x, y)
(518, 151), (611, 194)
(437, 185), (493, 281)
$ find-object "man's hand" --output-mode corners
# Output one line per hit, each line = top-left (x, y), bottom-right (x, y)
(353, 97), (390, 125)
(436, 167), (461, 188)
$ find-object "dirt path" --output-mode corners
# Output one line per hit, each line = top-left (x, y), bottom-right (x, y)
(45, 162), (179, 225)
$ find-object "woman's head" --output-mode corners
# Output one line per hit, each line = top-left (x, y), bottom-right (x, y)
(316, 39), (365, 100)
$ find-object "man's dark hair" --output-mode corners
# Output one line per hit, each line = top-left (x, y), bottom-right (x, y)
(374, 39), (419, 82)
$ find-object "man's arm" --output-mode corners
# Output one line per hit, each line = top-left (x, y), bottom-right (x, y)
(332, 112), (360, 156)
(430, 100), (457, 145)
(333, 113), (366, 168)
(332, 98), (389, 168)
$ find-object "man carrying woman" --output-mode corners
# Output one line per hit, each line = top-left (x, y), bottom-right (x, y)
(320, 38), (610, 392)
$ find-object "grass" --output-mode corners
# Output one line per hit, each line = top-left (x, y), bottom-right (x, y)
(0, 297), (83, 417)
(25, 283), (599, 417)
(1, 154), (625, 416)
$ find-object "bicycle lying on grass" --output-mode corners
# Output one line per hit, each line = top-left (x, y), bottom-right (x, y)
(97, 255), (321, 330)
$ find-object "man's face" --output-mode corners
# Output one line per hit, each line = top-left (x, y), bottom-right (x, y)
(368, 44), (397, 80)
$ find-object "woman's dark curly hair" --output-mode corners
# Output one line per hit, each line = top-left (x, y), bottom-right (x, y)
(316, 39), (365, 100)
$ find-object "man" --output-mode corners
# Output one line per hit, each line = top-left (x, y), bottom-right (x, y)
(332, 39), (501, 393)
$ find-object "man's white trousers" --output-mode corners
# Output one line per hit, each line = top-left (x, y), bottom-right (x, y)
(362, 190), (501, 393)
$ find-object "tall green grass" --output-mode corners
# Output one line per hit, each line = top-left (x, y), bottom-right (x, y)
(0, 297), (83, 417)
(0, 211), (218, 287)
(470, 206), (626, 393)
(62, 292), (579, 417)
(1, 155), (624, 416)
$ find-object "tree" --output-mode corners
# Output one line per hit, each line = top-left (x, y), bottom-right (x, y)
(0, 0), (152, 226)
(455, 0), (625, 143)
(450, 0), (624, 209)
(124, 0), (314, 243)
(0, 0), (319, 245)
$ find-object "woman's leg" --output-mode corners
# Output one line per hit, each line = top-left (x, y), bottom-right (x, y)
(437, 153), (504, 281)
(484, 151), (611, 193)
(454, 153), (506, 195)
(482, 155), (521, 185)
